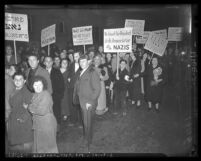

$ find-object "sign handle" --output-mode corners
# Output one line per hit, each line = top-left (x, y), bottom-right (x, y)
(116, 52), (120, 77)
(149, 52), (154, 64)
(83, 45), (85, 54)
(176, 42), (178, 51)
(14, 40), (17, 64)
(48, 45), (50, 56)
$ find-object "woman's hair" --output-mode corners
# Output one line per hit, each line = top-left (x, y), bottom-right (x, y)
(120, 59), (127, 64)
(32, 75), (48, 91)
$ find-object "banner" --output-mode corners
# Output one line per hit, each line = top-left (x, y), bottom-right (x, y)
(72, 26), (93, 46)
(136, 31), (151, 44)
(168, 27), (183, 41)
(5, 12), (29, 42)
(144, 32), (168, 56)
(104, 28), (132, 53)
(41, 24), (56, 47)
(125, 19), (145, 35)
(152, 29), (167, 40)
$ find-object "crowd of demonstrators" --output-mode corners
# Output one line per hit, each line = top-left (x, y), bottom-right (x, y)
(5, 40), (192, 153)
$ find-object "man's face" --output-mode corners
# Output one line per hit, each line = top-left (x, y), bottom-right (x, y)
(54, 57), (60, 66)
(6, 46), (13, 56)
(28, 56), (39, 69)
(79, 59), (89, 70)
(44, 57), (53, 69)
(74, 52), (80, 63)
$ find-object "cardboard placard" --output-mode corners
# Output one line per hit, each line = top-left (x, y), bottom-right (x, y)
(5, 12), (29, 42)
(41, 24), (56, 47)
(136, 31), (151, 44)
(125, 19), (145, 36)
(168, 27), (183, 41)
(72, 26), (93, 46)
(104, 28), (132, 53)
(144, 32), (168, 56)
(152, 29), (167, 40)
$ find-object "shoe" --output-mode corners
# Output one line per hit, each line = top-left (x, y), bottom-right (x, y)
(63, 115), (67, 121)
(68, 123), (74, 127)
(136, 101), (141, 107)
(113, 112), (118, 115)
(78, 125), (83, 129)
(123, 112), (127, 116)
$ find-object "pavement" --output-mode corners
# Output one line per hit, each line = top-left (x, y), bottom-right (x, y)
(56, 84), (195, 156)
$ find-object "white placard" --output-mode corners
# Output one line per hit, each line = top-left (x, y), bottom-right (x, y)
(168, 27), (183, 41)
(5, 12), (29, 42)
(125, 19), (145, 35)
(136, 31), (151, 44)
(72, 26), (93, 46)
(144, 32), (168, 57)
(41, 24), (56, 47)
(152, 29), (167, 40)
(104, 28), (132, 53)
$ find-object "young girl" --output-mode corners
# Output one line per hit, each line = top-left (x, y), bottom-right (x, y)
(25, 76), (58, 153)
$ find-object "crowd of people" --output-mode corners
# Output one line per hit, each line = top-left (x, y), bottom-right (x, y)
(5, 41), (192, 153)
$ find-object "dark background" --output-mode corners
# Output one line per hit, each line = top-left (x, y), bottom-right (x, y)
(5, 4), (193, 50)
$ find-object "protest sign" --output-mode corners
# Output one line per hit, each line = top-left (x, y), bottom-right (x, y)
(5, 12), (29, 42)
(144, 32), (168, 56)
(136, 31), (151, 44)
(125, 19), (145, 35)
(72, 26), (93, 46)
(104, 28), (132, 53)
(168, 27), (183, 41)
(41, 24), (56, 47)
(152, 29), (167, 40)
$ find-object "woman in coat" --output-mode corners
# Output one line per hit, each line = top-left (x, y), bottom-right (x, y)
(93, 54), (109, 115)
(129, 53), (143, 107)
(146, 56), (166, 111)
(60, 58), (70, 121)
(25, 76), (58, 153)
(7, 71), (33, 152)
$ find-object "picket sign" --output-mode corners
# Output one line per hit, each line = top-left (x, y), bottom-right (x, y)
(72, 26), (93, 46)
(168, 27), (183, 41)
(152, 29), (167, 40)
(5, 12), (29, 42)
(41, 24), (56, 47)
(5, 13), (29, 64)
(104, 28), (132, 53)
(136, 31), (151, 44)
(144, 32), (168, 57)
(125, 19), (145, 36)
(14, 40), (17, 64)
